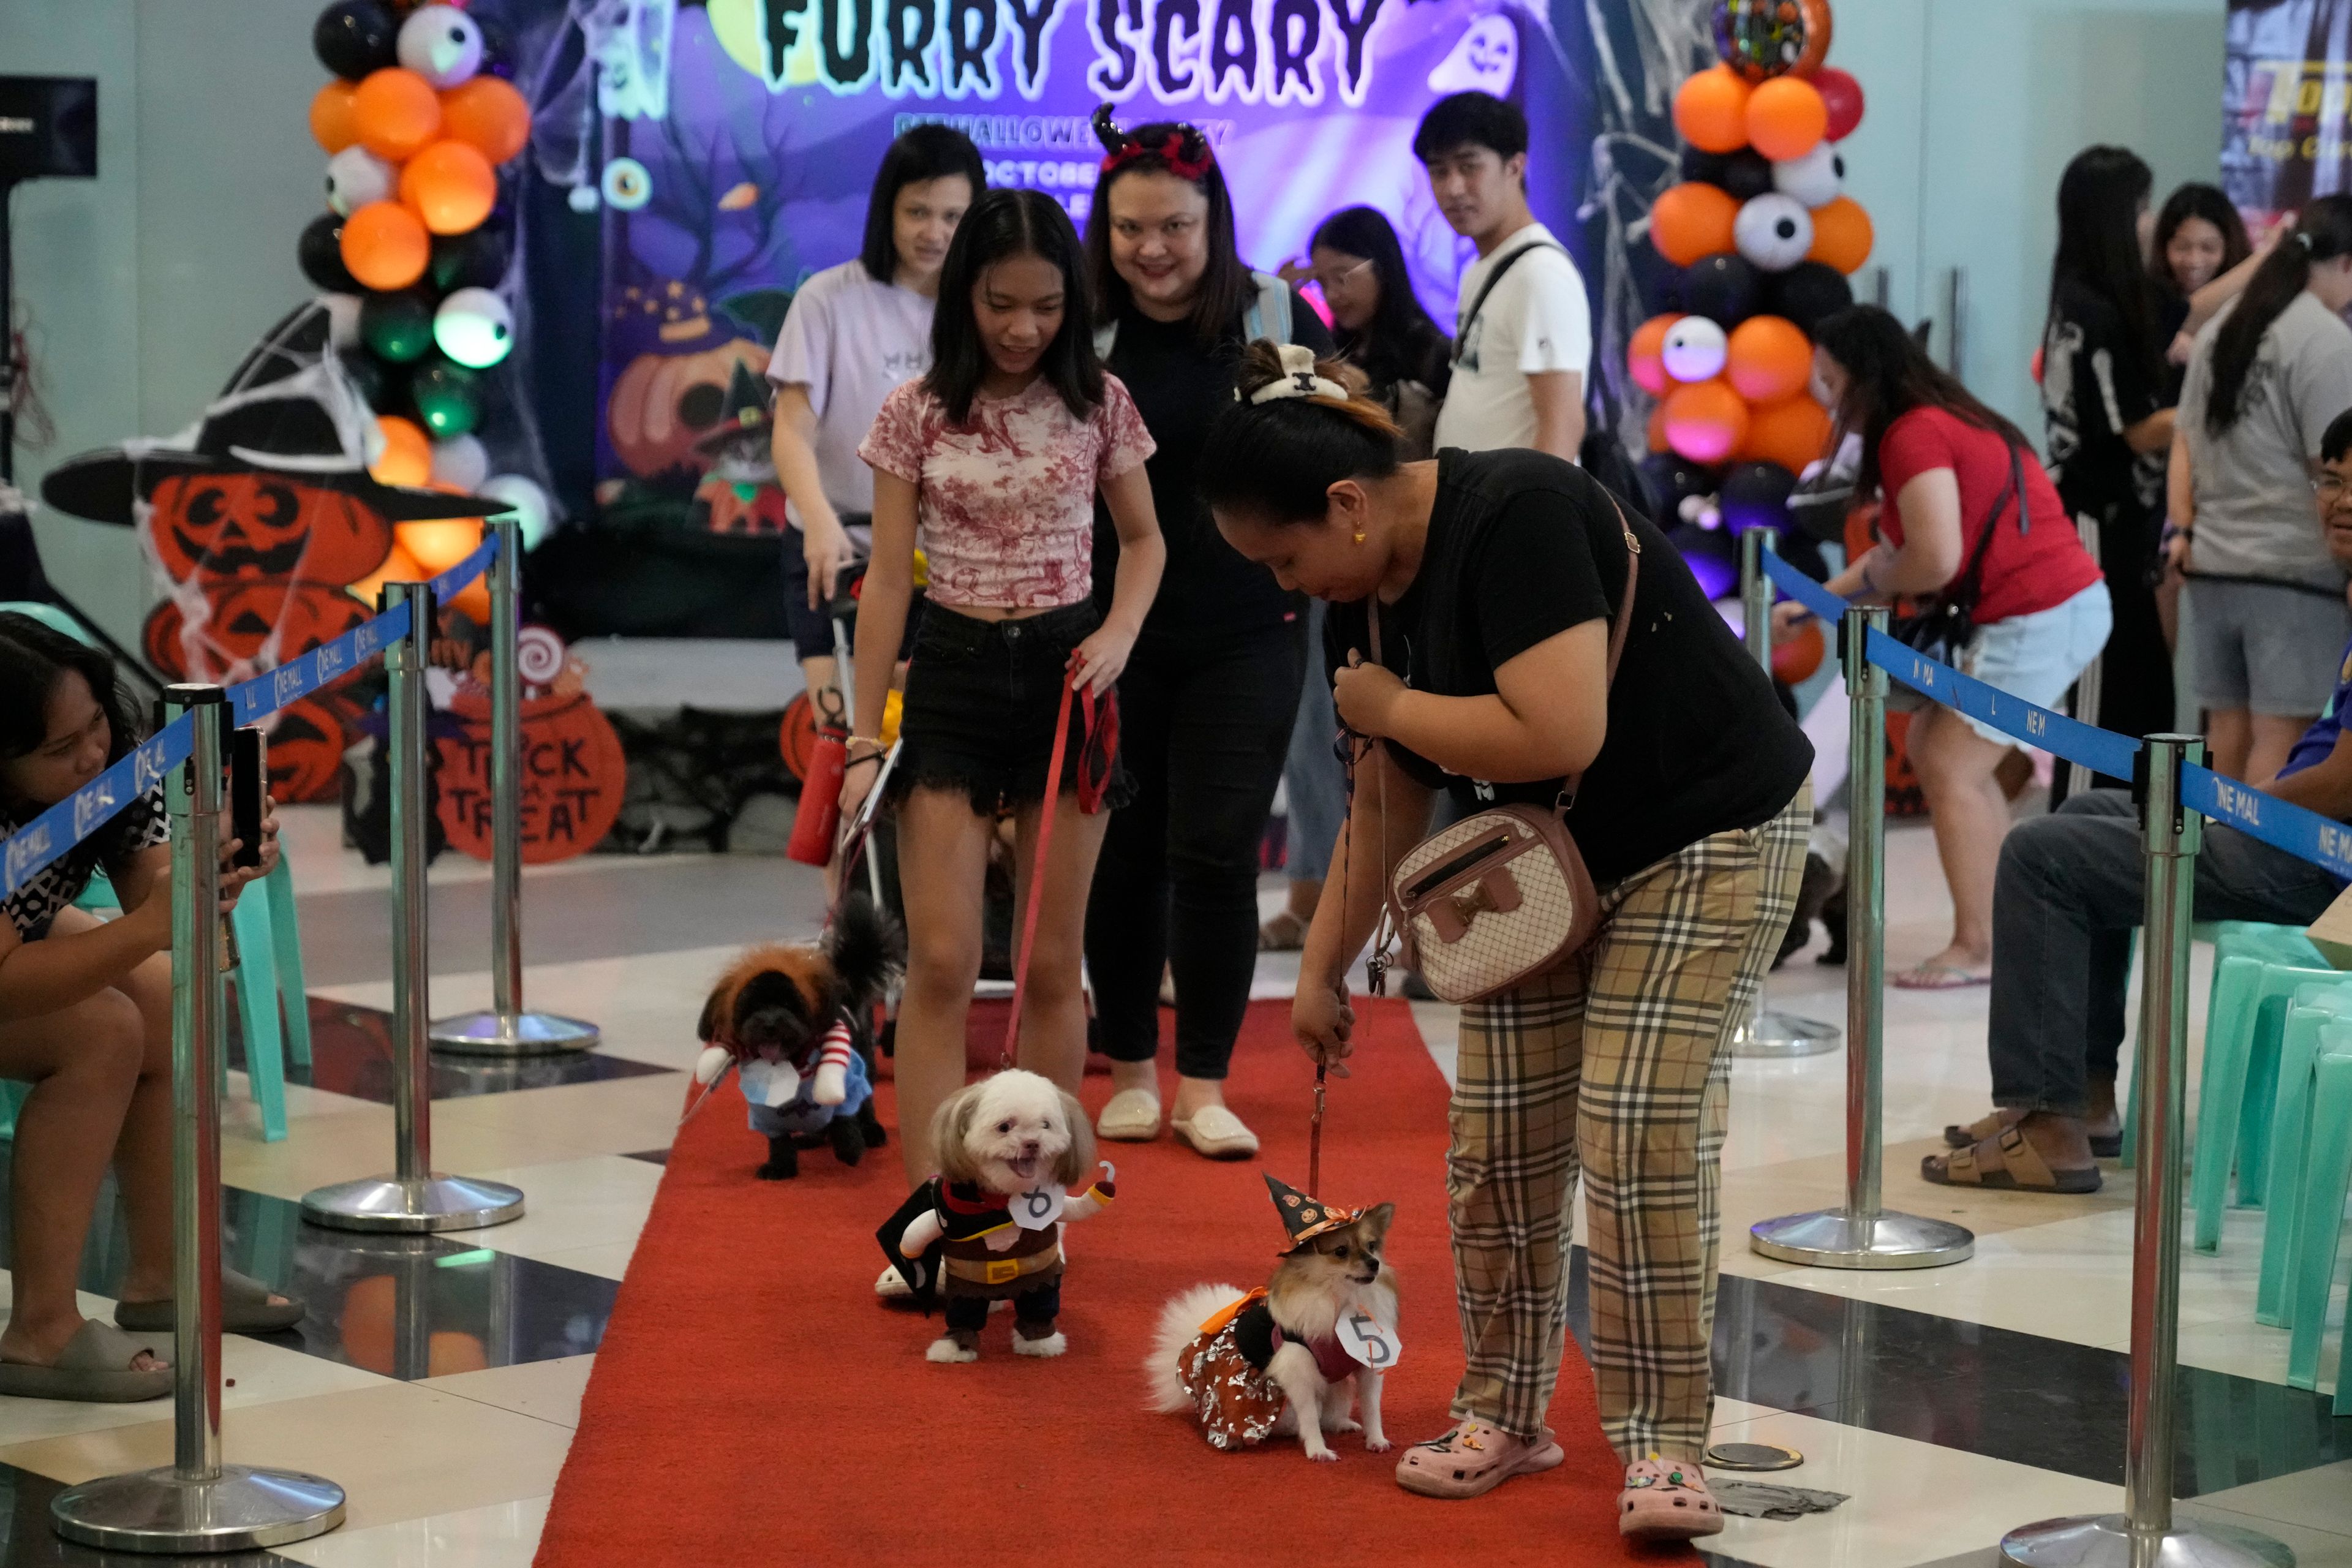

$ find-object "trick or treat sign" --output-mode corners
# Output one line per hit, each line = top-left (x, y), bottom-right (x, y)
(434, 627), (627, 862)
(560, 0), (1604, 483)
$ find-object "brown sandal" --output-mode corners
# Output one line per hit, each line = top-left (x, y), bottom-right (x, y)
(1945, 1108), (2120, 1159)
(1922, 1125), (2100, 1194)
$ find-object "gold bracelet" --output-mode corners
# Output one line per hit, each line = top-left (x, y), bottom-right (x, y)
(845, 734), (887, 752)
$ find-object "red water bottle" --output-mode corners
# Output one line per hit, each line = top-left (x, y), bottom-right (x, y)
(787, 734), (848, 865)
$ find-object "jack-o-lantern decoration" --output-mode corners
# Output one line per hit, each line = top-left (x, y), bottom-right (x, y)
(145, 472), (394, 589)
(268, 696), (352, 803)
(608, 339), (767, 480)
(434, 683), (626, 862)
(143, 601), (187, 682)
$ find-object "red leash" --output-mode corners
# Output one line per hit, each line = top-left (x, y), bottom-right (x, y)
(1000, 673), (1092, 1071)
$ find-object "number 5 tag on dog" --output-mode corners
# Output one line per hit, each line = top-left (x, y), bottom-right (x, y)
(1012, 1185), (1066, 1230)
(1339, 1311), (1401, 1370)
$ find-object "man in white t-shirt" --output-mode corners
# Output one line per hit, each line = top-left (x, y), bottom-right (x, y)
(1416, 92), (1592, 461)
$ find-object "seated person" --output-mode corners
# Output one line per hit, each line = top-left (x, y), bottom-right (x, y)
(1926, 409), (2352, 1195)
(0, 612), (304, 1402)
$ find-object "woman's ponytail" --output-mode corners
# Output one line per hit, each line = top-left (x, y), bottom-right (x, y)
(2206, 194), (2352, 434)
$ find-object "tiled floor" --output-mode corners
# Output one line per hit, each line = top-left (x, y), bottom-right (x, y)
(0, 803), (2346, 1567)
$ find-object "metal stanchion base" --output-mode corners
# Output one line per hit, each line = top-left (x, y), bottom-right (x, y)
(301, 1174), (524, 1233)
(1733, 1011), (1841, 1058)
(429, 1009), (600, 1055)
(1749, 1207), (1975, 1269)
(2000, 1513), (2294, 1567)
(51, 1464), (345, 1553)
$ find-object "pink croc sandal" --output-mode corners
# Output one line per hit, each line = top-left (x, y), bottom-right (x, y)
(1618, 1457), (1724, 1540)
(1394, 1419), (1564, 1499)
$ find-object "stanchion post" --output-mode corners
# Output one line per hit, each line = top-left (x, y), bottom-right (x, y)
(303, 584), (525, 1232)
(1748, 608), (1975, 1269)
(51, 688), (347, 1553)
(1732, 530), (1839, 1058)
(2000, 737), (2290, 1567)
(2064, 512), (2105, 802)
(432, 519), (598, 1055)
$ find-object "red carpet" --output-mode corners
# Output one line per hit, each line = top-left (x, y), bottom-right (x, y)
(537, 1000), (1679, 1567)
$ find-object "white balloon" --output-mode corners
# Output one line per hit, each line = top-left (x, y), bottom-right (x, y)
(1773, 144), (1844, 210)
(478, 473), (554, 551)
(321, 293), (363, 352)
(396, 4), (483, 89)
(434, 287), (514, 369)
(1660, 316), (1728, 383)
(1735, 194), (1815, 273)
(429, 434), (491, 491)
(325, 146), (395, 217)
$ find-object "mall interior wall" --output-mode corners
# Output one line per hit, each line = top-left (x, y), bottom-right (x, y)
(2, 1), (2226, 648)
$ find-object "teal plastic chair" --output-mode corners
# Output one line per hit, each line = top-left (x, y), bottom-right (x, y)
(2283, 1022), (2352, 1412)
(2255, 991), (2352, 1325)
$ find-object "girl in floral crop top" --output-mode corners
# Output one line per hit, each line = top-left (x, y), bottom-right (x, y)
(844, 189), (1166, 1207)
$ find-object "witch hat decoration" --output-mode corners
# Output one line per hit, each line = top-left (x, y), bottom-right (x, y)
(40, 300), (505, 528)
(693, 360), (775, 456)
(1264, 1172), (1362, 1253)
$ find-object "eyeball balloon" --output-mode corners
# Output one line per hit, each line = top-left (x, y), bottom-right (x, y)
(396, 4), (484, 89)
(1735, 193), (1815, 273)
(433, 287), (514, 369)
(1773, 144), (1844, 210)
(325, 146), (396, 217)
(478, 473), (554, 550)
(429, 433), (491, 492)
(1660, 316), (1729, 383)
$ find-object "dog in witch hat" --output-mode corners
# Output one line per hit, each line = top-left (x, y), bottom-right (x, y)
(1146, 1174), (1398, 1461)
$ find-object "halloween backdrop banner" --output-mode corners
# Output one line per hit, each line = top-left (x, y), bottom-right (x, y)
(2223, 0), (2352, 227)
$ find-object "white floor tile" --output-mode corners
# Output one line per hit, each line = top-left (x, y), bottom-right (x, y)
(271, 1493), (550, 1568)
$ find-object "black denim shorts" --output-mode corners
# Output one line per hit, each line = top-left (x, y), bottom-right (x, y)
(892, 600), (1126, 816)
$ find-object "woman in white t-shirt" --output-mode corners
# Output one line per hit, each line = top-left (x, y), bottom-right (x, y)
(767, 126), (985, 720)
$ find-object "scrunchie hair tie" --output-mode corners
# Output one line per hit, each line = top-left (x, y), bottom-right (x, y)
(1243, 344), (1351, 405)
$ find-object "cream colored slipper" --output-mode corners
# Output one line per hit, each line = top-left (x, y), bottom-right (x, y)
(1096, 1088), (1163, 1142)
(1172, 1103), (1259, 1159)
(875, 1265), (914, 1299)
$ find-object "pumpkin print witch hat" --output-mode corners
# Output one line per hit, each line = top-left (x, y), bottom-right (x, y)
(1265, 1173), (1363, 1253)
(40, 301), (503, 527)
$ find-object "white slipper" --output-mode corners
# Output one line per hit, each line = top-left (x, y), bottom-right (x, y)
(1096, 1088), (1162, 1142)
(1171, 1104), (1259, 1159)
(876, 1265), (914, 1299)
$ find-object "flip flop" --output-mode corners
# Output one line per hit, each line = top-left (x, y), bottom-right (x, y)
(1893, 962), (1992, 991)
(1095, 1088), (1163, 1142)
(1394, 1420), (1564, 1499)
(1171, 1104), (1259, 1160)
(1618, 1457), (1725, 1540)
(116, 1267), (304, 1335)
(1921, 1125), (2100, 1194)
(1945, 1109), (2120, 1159)
(0, 1320), (172, 1403)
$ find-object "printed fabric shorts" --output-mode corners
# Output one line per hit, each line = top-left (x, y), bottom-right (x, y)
(2186, 577), (2352, 717)
(892, 600), (1127, 816)
(1951, 580), (2113, 746)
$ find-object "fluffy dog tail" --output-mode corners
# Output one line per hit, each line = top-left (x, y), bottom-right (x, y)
(824, 894), (906, 1014)
(1146, 1283), (1248, 1413)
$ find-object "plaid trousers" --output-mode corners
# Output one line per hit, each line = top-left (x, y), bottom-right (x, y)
(1445, 786), (1808, 1464)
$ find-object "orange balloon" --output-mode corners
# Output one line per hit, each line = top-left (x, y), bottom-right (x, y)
(1629, 314), (1681, 397)
(352, 67), (443, 162)
(1744, 394), (1834, 473)
(372, 416), (432, 488)
(1806, 195), (1875, 275)
(1773, 618), (1825, 685)
(1726, 315), (1814, 404)
(341, 201), (429, 290)
(395, 518), (483, 575)
(1663, 379), (1751, 466)
(1746, 77), (1828, 162)
(1650, 183), (1740, 269)
(348, 543), (425, 607)
(439, 77), (532, 165)
(309, 80), (361, 154)
(1673, 66), (1752, 155)
(1646, 403), (1671, 454)
(399, 140), (497, 235)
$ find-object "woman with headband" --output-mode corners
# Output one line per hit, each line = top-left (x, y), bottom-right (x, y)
(1197, 342), (1809, 1539)
(1079, 107), (1335, 1161)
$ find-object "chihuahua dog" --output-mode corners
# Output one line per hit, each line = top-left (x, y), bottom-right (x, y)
(1148, 1199), (1397, 1461)
(694, 895), (903, 1179)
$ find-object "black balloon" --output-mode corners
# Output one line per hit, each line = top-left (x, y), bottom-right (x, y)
(1665, 520), (1739, 600)
(1680, 147), (1730, 188)
(1720, 149), (1774, 202)
(475, 15), (516, 79)
(429, 227), (511, 292)
(342, 348), (394, 413)
(1673, 253), (1762, 326)
(312, 0), (398, 80)
(298, 212), (359, 293)
(1640, 453), (1714, 524)
(1770, 262), (1855, 335)
(1721, 461), (1799, 535)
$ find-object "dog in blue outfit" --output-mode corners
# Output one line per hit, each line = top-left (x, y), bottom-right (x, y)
(693, 896), (904, 1180)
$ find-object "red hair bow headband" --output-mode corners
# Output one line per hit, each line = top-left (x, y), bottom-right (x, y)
(1091, 103), (1213, 181)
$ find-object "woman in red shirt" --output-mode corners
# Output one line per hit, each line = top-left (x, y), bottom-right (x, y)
(1781, 307), (2109, 987)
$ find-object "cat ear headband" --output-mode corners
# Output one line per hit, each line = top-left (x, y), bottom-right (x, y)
(1244, 343), (1351, 405)
(1092, 103), (1214, 181)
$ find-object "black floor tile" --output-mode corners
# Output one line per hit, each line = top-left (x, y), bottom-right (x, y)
(0, 1463), (289, 1566)
(225, 997), (672, 1104)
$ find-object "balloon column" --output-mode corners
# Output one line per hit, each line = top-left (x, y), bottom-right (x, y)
(306, 0), (542, 623)
(1636, 0), (1869, 600)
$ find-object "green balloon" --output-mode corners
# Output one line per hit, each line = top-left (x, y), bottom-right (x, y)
(359, 289), (435, 364)
(412, 358), (481, 439)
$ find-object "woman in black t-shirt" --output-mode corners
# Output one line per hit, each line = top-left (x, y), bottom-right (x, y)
(1079, 113), (1334, 1162)
(1199, 344), (1810, 1539)
(0, 614), (302, 1403)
